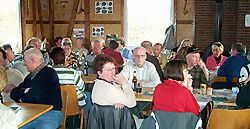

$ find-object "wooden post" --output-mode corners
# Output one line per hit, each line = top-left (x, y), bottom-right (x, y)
(37, 0), (44, 37)
(84, 0), (90, 50)
(49, 0), (54, 48)
(67, 0), (80, 37)
(21, 0), (26, 49)
(121, 0), (124, 37)
(32, 0), (37, 36)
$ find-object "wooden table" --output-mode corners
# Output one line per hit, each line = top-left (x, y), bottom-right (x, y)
(4, 102), (53, 128)
(135, 87), (153, 102)
(82, 74), (97, 84)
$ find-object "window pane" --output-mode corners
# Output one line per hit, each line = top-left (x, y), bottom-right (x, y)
(125, 0), (172, 47)
(0, 0), (22, 53)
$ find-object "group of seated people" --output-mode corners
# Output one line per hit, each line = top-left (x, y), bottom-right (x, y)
(0, 35), (250, 129)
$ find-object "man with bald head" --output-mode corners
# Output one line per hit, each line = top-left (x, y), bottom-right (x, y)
(5, 48), (62, 129)
(25, 37), (50, 65)
(121, 47), (161, 88)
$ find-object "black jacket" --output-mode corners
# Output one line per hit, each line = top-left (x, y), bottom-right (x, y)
(140, 110), (199, 129)
(146, 53), (164, 82)
(87, 104), (136, 129)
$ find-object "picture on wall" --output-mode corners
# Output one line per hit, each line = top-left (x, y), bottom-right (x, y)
(73, 28), (85, 38)
(92, 26), (104, 37)
(95, 1), (113, 14)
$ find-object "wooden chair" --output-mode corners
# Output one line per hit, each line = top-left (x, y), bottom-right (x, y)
(58, 90), (68, 129)
(214, 77), (227, 83)
(232, 77), (239, 84)
(206, 109), (250, 129)
(61, 85), (87, 129)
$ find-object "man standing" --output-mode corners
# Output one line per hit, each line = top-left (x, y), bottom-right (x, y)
(121, 47), (161, 88)
(5, 48), (62, 129)
(153, 43), (168, 70)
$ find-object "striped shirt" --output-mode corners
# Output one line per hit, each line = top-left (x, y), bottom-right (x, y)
(53, 65), (86, 106)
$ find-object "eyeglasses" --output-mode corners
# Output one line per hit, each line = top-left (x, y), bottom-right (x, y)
(134, 55), (146, 58)
(103, 67), (116, 72)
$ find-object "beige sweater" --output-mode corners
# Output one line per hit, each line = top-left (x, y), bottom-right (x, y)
(92, 79), (136, 108)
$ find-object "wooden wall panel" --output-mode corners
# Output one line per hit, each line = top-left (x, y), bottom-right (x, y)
(54, 0), (74, 21)
(25, 24), (33, 43)
(21, 0), (124, 49)
(175, 0), (195, 45)
(54, 24), (69, 38)
(176, 24), (194, 45)
(177, 0), (194, 20)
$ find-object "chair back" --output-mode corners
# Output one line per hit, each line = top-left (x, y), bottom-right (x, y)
(61, 85), (80, 116)
(140, 110), (199, 129)
(87, 104), (136, 129)
(60, 85), (87, 129)
(207, 109), (250, 129)
(199, 101), (214, 129)
(232, 77), (239, 84)
(58, 90), (68, 129)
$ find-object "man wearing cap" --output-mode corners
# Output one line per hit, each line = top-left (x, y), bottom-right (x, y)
(186, 45), (209, 89)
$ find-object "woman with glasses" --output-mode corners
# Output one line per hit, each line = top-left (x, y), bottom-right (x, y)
(152, 59), (200, 116)
(206, 42), (227, 71)
(92, 54), (136, 109)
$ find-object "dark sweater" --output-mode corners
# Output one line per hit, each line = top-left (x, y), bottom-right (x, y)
(146, 53), (164, 82)
(10, 66), (62, 110)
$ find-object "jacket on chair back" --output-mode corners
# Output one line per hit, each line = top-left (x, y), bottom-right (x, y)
(87, 104), (136, 129)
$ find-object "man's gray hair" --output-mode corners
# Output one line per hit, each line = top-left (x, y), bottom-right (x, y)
(24, 48), (44, 63)
(26, 37), (41, 48)
(133, 47), (146, 54)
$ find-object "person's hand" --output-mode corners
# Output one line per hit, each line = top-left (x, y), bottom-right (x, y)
(24, 88), (31, 93)
(3, 84), (16, 93)
(115, 103), (124, 109)
(113, 74), (127, 85)
(183, 74), (193, 92)
(198, 59), (206, 69)
(138, 80), (146, 84)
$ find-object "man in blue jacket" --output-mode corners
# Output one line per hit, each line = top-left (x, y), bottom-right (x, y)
(216, 43), (249, 89)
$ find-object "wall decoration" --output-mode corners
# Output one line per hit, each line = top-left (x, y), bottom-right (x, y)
(73, 28), (85, 38)
(92, 26), (104, 37)
(95, 1), (113, 14)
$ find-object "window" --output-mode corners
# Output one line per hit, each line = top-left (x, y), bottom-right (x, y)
(0, 0), (22, 53)
(124, 0), (173, 48)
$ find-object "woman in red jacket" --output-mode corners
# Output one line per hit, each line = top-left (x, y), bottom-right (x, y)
(152, 59), (200, 116)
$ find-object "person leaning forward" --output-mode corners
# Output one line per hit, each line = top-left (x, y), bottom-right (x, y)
(4, 48), (62, 129)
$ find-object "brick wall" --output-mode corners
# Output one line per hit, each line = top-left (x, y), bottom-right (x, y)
(236, 1), (250, 47)
(195, 0), (250, 51)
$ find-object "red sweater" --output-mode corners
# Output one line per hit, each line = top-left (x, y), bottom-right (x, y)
(152, 80), (200, 116)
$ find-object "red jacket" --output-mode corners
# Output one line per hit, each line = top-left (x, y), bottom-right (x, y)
(153, 80), (200, 116)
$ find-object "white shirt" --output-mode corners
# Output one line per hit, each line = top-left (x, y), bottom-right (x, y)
(121, 60), (161, 88)
(0, 103), (17, 129)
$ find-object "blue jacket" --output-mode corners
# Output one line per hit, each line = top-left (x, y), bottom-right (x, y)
(218, 52), (249, 83)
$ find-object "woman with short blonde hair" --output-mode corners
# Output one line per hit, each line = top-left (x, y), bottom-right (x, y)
(206, 42), (227, 71)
